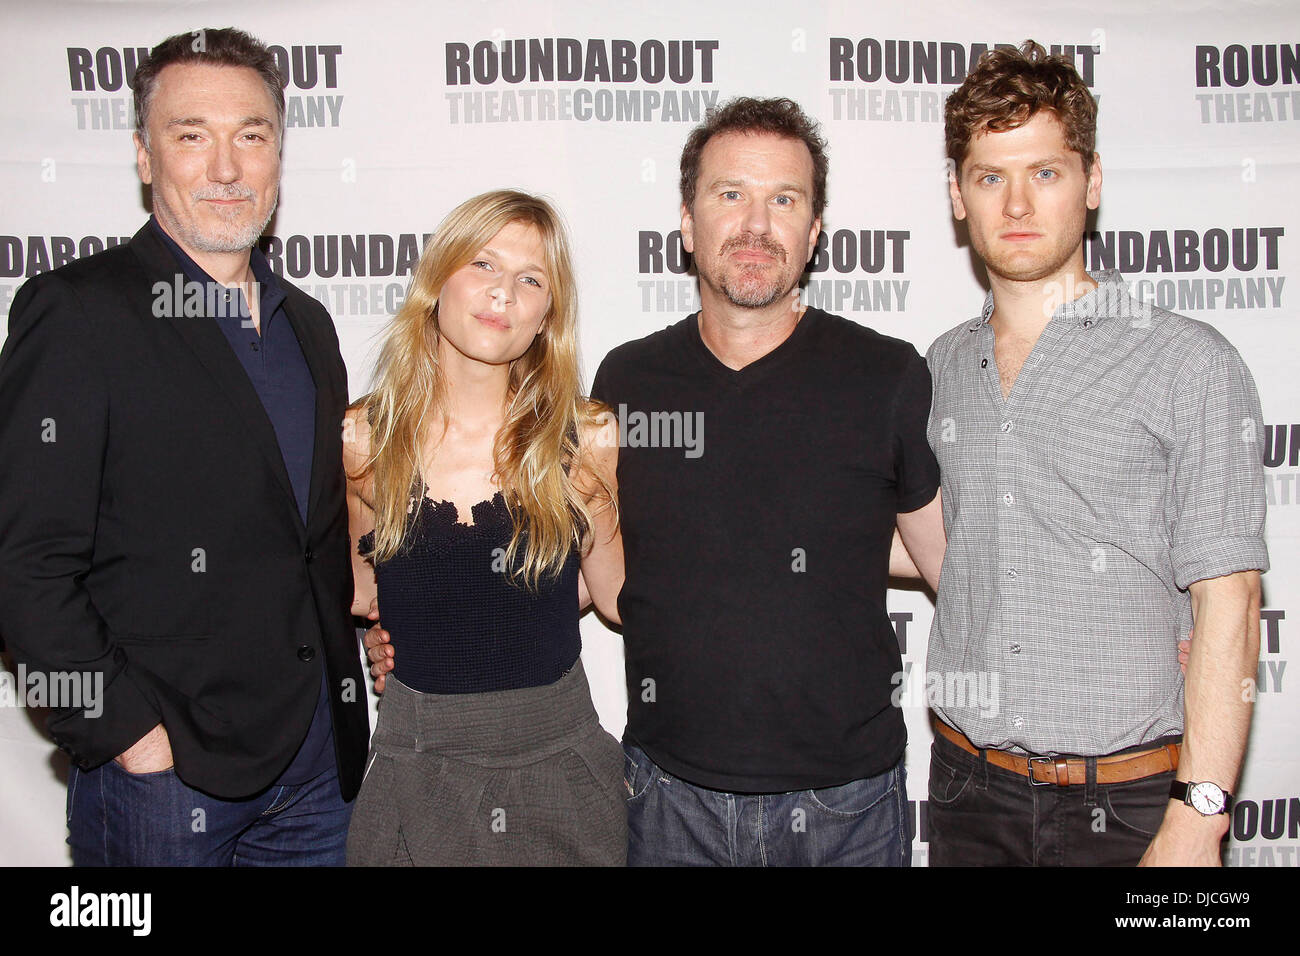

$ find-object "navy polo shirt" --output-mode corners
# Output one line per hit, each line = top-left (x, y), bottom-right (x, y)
(151, 218), (336, 787)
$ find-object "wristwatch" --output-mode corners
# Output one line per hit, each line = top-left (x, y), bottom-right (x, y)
(1169, 780), (1233, 816)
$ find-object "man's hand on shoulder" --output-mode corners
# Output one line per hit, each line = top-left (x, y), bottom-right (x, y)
(113, 723), (173, 774)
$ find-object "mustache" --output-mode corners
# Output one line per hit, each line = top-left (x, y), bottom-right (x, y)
(191, 184), (257, 201)
(720, 233), (787, 261)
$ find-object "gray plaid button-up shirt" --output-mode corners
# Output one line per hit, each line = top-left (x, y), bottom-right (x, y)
(925, 270), (1268, 756)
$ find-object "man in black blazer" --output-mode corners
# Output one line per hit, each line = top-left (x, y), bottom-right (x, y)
(0, 28), (368, 865)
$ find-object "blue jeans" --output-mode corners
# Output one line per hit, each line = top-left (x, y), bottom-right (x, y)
(67, 759), (353, 866)
(624, 743), (911, 866)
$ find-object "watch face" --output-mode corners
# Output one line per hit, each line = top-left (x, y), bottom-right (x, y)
(1189, 782), (1226, 815)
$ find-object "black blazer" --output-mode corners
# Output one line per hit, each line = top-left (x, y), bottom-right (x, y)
(0, 224), (368, 800)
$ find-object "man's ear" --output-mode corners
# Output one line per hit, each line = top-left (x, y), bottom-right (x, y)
(1086, 152), (1103, 211)
(948, 165), (967, 221)
(134, 132), (152, 186)
(806, 216), (821, 263)
(680, 202), (695, 253)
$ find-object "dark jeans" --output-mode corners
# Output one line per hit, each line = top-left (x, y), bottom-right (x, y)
(926, 729), (1175, 866)
(624, 743), (911, 866)
(68, 758), (352, 866)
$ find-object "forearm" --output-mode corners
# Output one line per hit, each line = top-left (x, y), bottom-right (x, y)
(343, 411), (378, 618)
(895, 489), (945, 591)
(1180, 572), (1260, 801)
(1148, 571), (1260, 859)
(580, 514), (624, 624)
(888, 530), (921, 579)
(576, 415), (623, 623)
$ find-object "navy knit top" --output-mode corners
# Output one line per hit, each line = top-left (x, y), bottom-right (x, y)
(360, 491), (581, 694)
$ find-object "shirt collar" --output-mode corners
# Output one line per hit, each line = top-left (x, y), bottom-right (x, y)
(148, 216), (286, 319)
(970, 269), (1129, 332)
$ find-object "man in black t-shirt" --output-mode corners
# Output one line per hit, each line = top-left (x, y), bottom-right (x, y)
(593, 98), (945, 866)
(366, 97), (946, 866)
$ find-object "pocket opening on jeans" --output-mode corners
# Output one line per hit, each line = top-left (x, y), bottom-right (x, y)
(105, 760), (176, 779)
(622, 745), (657, 801)
(806, 765), (901, 817)
(1098, 774), (1172, 838)
(927, 742), (977, 806)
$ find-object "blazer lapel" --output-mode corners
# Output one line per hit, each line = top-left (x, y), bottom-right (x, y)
(281, 294), (337, 534)
(129, 224), (306, 539)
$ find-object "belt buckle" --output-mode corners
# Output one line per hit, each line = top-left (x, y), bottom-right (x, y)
(1026, 755), (1056, 786)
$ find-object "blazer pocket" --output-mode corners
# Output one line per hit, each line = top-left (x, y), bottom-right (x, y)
(113, 633), (213, 645)
(111, 633), (228, 724)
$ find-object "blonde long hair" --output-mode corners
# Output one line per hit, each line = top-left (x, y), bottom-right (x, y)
(356, 190), (610, 587)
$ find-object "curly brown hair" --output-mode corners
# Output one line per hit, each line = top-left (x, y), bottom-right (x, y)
(944, 40), (1096, 175)
(679, 96), (829, 218)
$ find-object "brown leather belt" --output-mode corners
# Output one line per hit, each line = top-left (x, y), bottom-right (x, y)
(933, 717), (1180, 786)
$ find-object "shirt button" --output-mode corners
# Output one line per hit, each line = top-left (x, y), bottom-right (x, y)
(1010, 642), (1022, 654)
(1000, 421), (1013, 433)
(981, 359), (988, 368)
(297, 645), (316, 662)
(1006, 568), (1018, 578)
(1002, 493), (1014, 506)
(1011, 715), (1025, 729)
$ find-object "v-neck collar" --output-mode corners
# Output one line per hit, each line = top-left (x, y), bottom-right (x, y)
(685, 306), (821, 386)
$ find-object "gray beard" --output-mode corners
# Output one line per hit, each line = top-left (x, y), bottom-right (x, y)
(184, 220), (270, 253)
(720, 270), (788, 308)
(155, 187), (278, 254)
(183, 199), (277, 253)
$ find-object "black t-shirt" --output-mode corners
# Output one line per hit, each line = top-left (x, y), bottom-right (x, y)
(591, 307), (939, 792)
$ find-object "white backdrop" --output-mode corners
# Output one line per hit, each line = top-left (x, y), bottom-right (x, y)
(1, 0), (1296, 866)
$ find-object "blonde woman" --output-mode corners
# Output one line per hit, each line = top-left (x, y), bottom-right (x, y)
(343, 191), (625, 865)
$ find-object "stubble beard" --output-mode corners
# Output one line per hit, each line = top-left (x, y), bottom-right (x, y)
(975, 230), (1083, 287)
(158, 183), (279, 255)
(715, 234), (795, 309)
(972, 204), (1089, 287)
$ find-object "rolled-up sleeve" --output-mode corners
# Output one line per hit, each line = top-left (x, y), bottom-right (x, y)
(1168, 347), (1270, 590)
